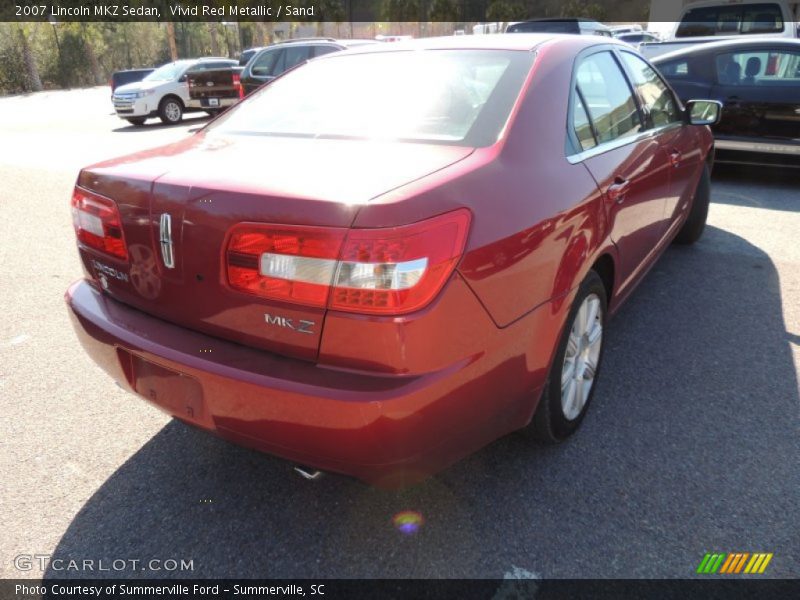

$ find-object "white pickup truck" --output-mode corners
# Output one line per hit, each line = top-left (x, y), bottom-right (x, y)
(111, 57), (237, 126)
(641, 0), (799, 59)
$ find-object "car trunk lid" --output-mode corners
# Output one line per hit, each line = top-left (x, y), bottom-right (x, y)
(77, 133), (474, 361)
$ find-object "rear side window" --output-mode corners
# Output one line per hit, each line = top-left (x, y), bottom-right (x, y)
(620, 52), (681, 127)
(716, 50), (800, 85)
(574, 51), (642, 146)
(675, 3), (784, 37)
(313, 45), (341, 58)
(280, 46), (313, 74)
(658, 59), (690, 78)
(251, 49), (281, 77)
(572, 89), (597, 151)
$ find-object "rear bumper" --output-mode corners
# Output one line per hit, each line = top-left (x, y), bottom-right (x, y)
(65, 279), (553, 487)
(187, 97), (239, 110)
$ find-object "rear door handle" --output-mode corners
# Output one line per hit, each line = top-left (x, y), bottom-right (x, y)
(726, 95), (741, 107)
(607, 177), (630, 204)
(670, 149), (682, 168)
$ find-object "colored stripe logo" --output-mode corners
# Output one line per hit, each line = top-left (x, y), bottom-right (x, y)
(697, 552), (773, 574)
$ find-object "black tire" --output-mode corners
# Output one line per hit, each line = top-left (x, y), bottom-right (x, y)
(530, 270), (607, 444)
(126, 118), (146, 126)
(673, 164), (710, 245)
(158, 96), (183, 125)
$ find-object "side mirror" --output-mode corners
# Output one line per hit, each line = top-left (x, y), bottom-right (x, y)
(686, 99), (722, 126)
(178, 74), (188, 83)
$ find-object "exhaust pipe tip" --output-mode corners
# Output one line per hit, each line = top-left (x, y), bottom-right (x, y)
(293, 466), (323, 481)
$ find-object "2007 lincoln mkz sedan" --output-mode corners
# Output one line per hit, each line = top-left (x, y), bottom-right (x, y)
(66, 35), (721, 487)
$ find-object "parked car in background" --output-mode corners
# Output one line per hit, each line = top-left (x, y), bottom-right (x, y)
(617, 32), (662, 50)
(641, 0), (798, 59)
(654, 38), (800, 166)
(238, 47), (263, 66)
(187, 66), (244, 114)
(239, 38), (377, 96)
(609, 24), (643, 37)
(109, 68), (154, 97)
(67, 35), (720, 487)
(506, 19), (613, 36)
(112, 57), (237, 126)
(375, 35), (414, 42)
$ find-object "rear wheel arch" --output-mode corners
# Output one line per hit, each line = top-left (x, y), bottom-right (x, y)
(591, 253), (615, 307)
(160, 93), (184, 108)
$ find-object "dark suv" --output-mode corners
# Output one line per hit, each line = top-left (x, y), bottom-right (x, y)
(239, 38), (377, 96)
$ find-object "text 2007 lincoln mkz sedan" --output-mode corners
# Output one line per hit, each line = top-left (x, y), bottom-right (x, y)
(66, 35), (721, 487)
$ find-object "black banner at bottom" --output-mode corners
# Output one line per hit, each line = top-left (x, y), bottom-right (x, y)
(3, 579), (799, 600)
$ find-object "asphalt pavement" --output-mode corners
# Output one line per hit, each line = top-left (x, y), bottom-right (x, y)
(1, 87), (798, 580)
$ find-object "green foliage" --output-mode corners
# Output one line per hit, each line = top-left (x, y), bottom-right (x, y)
(486, 1), (529, 22)
(430, 0), (461, 22)
(561, 0), (608, 20)
(383, 0), (423, 21)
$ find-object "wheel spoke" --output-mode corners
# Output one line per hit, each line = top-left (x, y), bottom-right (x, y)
(585, 297), (599, 332)
(582, 357), (597, 380)
(566, 334), (579, 358)
(576, 302), (587, 336)
(571, 377), (584, 416)
(587, 321), (602, 347)
(561, 359), (576, 386)
(562, 378), (576, 418)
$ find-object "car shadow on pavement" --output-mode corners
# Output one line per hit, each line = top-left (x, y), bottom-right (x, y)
(45, 226), (799, 579)
(112, 116), (210, 134)
(711, 164), (799, 211)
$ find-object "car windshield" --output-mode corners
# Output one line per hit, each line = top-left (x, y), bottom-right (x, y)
(208, 49), (533, 147)
(144, 62), (188, 82)
(675, 3), (785, 37)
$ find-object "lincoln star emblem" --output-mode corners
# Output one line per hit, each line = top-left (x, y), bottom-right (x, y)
(159, 213), (175, 269)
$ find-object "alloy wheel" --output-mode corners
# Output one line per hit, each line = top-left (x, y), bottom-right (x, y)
(560, 293), (603, 421)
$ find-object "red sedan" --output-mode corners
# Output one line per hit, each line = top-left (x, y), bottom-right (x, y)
(66, 35), (721, 487)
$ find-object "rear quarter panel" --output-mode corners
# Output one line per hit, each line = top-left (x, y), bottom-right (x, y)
(357, 40), (611, 329)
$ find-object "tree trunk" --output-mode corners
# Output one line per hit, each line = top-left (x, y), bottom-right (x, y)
(166, 21), (178, 60)
(18, 26), (42, 92)
(82, 26), (104, 86)
(209, 22), (220, 56)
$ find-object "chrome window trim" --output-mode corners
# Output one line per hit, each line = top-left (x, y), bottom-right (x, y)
(567, 121), (682, 164)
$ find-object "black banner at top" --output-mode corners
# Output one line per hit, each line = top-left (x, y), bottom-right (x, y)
(3, 0), (675, 23)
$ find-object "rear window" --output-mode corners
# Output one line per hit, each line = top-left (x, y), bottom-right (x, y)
(209, 50), (533, 147)
(675, 3), (785, 37)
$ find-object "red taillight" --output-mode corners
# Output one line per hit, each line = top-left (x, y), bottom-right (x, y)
(227, 224), (347, 307)
(225, 209), (471, 315)
(71, 186), (128, 261)
(232, 73), (243, 99)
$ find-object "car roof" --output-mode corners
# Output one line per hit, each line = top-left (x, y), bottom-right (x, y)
(336, 33), (625, 55)
(652, 37), (800, 63)
(196, 57), (237, 62)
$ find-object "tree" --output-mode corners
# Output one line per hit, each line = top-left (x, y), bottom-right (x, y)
(486, 0), (528, 22)
(165, 22), (178, 60)
(383, 0), (422, 21)
(16, 24), (42, 91)
(208, 22), (221, 56)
